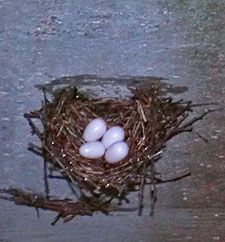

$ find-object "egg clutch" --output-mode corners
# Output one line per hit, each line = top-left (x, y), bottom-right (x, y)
(79, 118), (129, 164)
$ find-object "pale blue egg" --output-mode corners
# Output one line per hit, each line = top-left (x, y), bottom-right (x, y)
(105, 141), (129, 164)
(79, 141), (105, 159)
(83, 118), (107, 142)
(102, 126), (125, 149)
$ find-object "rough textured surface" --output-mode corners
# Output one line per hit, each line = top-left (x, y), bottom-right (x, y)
(0, 1), (225, 242)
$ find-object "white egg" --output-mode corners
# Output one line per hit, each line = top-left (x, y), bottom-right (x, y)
(105, 141), (129, 164)
(102, 126), (125, 149)
(83, 118), (107, 142)
(79, 141), (105, 159)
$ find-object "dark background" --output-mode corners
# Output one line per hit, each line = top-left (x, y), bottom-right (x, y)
(1, 1), (225, 241)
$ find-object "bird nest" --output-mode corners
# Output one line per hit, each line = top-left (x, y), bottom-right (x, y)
(0, 78), (216, 224)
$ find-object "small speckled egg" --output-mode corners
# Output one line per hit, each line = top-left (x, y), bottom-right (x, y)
(83, 118), (107, 142)
(105, 141), (129, 164)
(102, 126), (125, 149)
(79, 141), (105, 159)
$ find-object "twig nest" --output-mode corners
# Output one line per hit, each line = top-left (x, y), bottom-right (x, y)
(32, 84), (207, 200)
(19, 79), (215, 221)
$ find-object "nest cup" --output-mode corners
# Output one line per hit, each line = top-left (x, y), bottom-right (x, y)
(0, 78), (216, 223)
(39, 85), (190, 199)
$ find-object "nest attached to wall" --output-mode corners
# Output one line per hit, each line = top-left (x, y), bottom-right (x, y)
(0, 80), (216, 224)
